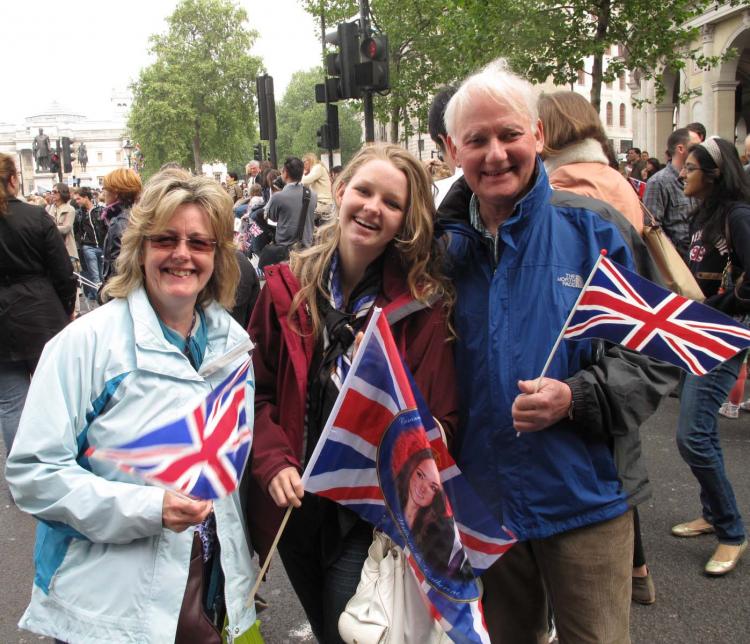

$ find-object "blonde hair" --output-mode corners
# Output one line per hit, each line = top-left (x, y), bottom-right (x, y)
(289, 143), (451, 338)
(102, 169), (240, 309)
(445, 58), (540, 140)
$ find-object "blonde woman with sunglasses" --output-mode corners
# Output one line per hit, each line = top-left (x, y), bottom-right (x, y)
(6, 169), (260, 644)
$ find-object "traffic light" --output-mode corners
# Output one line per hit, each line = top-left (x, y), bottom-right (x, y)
(49, 153), (60, 175)
(62, 137), (74, 174)
(325, 21), (361, 100)
(316, 124), (330, 150)
(316, 104), (340, 151)
(326, 104), (339, 150)
(253, 143), (263, 162)
(256, 75), (277, 141)
(356, 34), (389, 92)
(315, 77), (342, 104)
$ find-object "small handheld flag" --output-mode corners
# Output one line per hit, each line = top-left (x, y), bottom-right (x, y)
(628, 177), (646, 200)
(86, 359), (253, 500)
(562, 255), (750, 375)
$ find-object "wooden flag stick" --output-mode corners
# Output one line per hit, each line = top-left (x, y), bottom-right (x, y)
(246, 504), (294, 607)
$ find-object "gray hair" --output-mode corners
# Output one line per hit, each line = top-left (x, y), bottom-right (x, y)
(444, 58), (541, 141)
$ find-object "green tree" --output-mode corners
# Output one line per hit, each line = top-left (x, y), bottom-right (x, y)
(128, 0), (262, 175)
(276, 68), (362, 164)
(303, 0), (726, 130)
(481, 0), (722, 112)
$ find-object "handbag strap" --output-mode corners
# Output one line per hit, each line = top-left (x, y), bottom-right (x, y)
(723, 206), (737, 254)
(293, 186), (312, 244)
(640, 200), (658, 229)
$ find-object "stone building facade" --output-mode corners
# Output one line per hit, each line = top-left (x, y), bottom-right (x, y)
(0, 98), (131, 196)
(631, 4), (750, 160)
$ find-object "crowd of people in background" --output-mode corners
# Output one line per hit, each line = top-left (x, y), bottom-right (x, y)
(2, 55), (750, 644)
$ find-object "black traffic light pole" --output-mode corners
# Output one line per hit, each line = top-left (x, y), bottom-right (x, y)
(320, 4), (334, 168)
(359, 0), (375, 143)
(256, 74), (278, 168)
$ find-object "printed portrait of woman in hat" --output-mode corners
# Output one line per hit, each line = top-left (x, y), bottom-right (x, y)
(388, 427), (474, 588)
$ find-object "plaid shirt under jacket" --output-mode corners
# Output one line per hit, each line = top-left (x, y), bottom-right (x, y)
(643, 162), (695, 262)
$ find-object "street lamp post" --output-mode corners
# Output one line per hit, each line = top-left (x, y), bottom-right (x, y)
(122, 139), (134, 169)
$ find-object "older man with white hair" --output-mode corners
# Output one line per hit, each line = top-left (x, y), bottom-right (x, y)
(245, 159), (261, 185)
(437, 60), (673, 643)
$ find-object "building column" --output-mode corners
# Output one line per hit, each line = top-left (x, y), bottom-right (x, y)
(701, 24), (716, 134)
(677, 70), (690, 127)
(645, 81), (655, 154)
(712, 80), (739, 141)
(628, 74), (645, 150)
(654, 104), (675, 164)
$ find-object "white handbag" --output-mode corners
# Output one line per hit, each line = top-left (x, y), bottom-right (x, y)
(338, 531), (452, 644)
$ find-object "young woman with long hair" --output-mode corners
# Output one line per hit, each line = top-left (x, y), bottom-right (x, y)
(247, 143), (458, 643)
(672, 136), (750, 575)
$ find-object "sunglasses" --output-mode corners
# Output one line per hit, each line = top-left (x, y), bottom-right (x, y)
(145, 234), (217, 253)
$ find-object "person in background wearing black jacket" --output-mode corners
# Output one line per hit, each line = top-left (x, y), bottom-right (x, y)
(74, 187), (107, 300)
(672, 136), (749, 575)
(0, 153), (75, 455)
(230, 250), (260, 329)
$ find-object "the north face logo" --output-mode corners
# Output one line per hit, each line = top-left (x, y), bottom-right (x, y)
(557, 273), (584, 288)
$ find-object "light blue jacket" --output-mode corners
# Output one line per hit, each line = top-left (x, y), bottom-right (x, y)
(6, 287), (257, 644)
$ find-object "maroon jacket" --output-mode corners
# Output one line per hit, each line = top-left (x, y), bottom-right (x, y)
(246, 256), (458, 562)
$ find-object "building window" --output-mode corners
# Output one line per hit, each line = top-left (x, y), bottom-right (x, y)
(619, 103), (626, 127)
(606, 79), (613, 90)
(606, 102), (613, 126)
(577, 69), (585, 85)
(619, 73), (626, 91)
(115, 151), (122, 163)
(97, 152), (103, 162)
(97, 176), (104, 186)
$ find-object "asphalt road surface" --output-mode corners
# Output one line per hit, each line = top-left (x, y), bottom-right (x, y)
(2, 394), (749, 643)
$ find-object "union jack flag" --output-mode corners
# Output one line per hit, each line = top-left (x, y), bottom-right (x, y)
(564, 256), (750, 375)
(628, 177), (646, 200)
(303, 309), (515, 644)
(86, 359), (254, 500)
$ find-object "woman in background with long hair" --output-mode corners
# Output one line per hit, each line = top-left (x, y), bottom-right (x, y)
(671, 136), (750, 575)
(539, 91), (643, 233)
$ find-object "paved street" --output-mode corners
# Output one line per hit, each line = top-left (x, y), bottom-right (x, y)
(2, 393), (749, 643)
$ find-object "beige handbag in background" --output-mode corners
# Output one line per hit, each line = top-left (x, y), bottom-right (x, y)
(641, 203), (704, 301)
